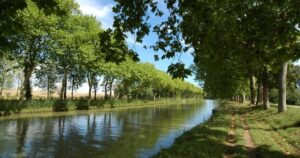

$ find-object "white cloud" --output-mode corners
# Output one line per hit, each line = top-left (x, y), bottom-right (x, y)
(76, 0), (114, 29)
(126, 33), (143, 47)
(79, 4), (111, 18)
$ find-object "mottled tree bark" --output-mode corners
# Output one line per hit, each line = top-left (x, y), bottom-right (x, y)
(94, 85), (97, 100)
(109, 78), (114, 98)
(278, 62), (288, 112)
(104, 81), (108, 100)
(60, 70), (68, 100)
(249, 75), (256, 105)
(262, 67), (270, 109)
(21, 65), (33, 100)
(87, 76), (92, 101)
(256, 75), (263, 106)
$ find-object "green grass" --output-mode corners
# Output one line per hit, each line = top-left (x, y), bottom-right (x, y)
(155, 101), (230, 158)
(244, 105), (300, 157)
(155, 101), (300, 158)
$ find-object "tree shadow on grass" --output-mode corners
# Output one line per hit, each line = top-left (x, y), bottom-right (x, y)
(154, 122), (299, 158)
(255, 145), (300, 158)
(154, 126), (229, 158)
(279, 121), (300, 129)
(154, 122), (254, 158)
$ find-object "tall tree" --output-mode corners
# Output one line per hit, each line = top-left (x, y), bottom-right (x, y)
(34, 60), (58, 99)
(9, 0), (57, 100)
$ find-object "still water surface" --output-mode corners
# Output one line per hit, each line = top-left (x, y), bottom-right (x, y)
(0, 100), (218, 158)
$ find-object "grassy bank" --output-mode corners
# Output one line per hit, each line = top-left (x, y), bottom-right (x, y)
(0, 98), (202, 117)
(155, 101), (300, 158)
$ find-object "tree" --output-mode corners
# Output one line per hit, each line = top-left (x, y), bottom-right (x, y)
(167, 63), (192, 81)
(0, 58), (15, 97)
(112, 0), (300, 112)
(68, 65), (86, 99)
(34, 60), (58, 99)
(0, 0), (66, 51)
(9, 0), (57, 100)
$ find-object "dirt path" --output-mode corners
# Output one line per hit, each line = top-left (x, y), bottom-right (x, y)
(241, 116), (257, 158)
(224, 113), (237, 158)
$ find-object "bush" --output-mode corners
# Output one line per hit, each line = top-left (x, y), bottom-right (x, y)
(269, 89), (278, 103)
(53, 100), (69, 111)
(287, 88), (300, 105)
(270, 88), (300, 105)
(76, 99), (90, 110)
(90, 100), (105, 107)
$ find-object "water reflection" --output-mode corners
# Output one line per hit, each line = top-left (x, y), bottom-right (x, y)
(0, 100), (217, 158)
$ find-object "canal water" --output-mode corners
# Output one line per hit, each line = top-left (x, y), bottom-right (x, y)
(0, 100), (218, 158)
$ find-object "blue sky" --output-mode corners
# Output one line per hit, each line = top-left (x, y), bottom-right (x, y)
(75, 0), (198, 86)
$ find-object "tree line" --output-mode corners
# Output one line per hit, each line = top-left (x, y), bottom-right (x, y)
(0, 0), (202, 103)
(111, 0), (300, 113)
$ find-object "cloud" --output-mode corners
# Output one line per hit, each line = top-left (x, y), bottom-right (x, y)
(126, 33), (144, 47)
(75, 0), (114, 29)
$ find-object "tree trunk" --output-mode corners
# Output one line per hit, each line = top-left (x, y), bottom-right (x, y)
(47, 77), (50, 99)
(64, 79), (67, 100)
(21, 66), (33, 100)
(104, 81), (108, 100)
(278, 62), (288, 112)
(60, 70), (67, 100)
(88, 76), (92, 101)
(249, 75), (256, 105)
(0, 79), (4, 97)
(109, 79), (114, 99)
(262, 67), (270, 109)
(88, 85), (92, 101)
(256, 74), (262, 106)
(71, 81), (74, 100)
(60, 79), (65, 100)
(241, 92), (246, 104)
(94, 85), (97, 100)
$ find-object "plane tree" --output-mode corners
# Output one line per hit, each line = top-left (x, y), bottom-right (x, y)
(112, 0), (300, 112)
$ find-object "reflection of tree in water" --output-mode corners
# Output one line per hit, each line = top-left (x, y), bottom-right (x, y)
(25, 118), (55, 157)
(5, 103), (212, 158)
(16, 118), (29, 157)
(93, 104), (204, 158)
(53, 116), (66, 158)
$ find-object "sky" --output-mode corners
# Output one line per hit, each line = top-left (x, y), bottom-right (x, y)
(75, 0), (198, 86)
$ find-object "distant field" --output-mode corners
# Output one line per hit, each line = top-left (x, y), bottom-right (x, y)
(1, 89), (105, 99)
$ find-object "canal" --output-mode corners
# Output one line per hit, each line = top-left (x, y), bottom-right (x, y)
(0, 100), (218, 158)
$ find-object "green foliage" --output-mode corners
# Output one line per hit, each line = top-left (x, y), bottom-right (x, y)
(75, 99), (90, 110)
(270, 64), (300, 105)
(34, 60), (58, 98)
(112, 0), (300, 104)
(99, 29), (139, 64)
(114, 61), (202, 100)
(1, 0), (202, 104)
(53, 100), (69, 111)
(167, 63), (192, 81)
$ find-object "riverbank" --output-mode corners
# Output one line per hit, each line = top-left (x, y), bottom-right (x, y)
(0, 98), (202, 120)
(155, 101), (300, 158)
